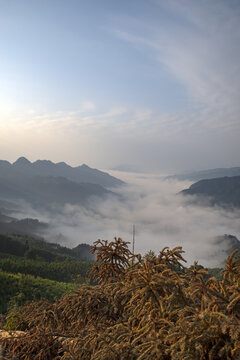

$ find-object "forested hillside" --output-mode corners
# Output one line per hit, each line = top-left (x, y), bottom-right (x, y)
(0, 271), (77, 314)
(0, 234), (94, 261)
(0, 233), (93, 318)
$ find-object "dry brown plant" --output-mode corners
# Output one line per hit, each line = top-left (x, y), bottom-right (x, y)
(1, 238), (240, 359)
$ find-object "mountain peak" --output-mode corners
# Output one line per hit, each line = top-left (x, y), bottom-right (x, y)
(81, 164), (90, 169)
(56, 161), (71, 168)
(3, 157), (124, 187)
(13, 157), (32, 166)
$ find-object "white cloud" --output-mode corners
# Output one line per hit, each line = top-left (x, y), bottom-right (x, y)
(0, 100), (239, 171)
(111, 0), (240, 131)
(19, 172), (240, 267)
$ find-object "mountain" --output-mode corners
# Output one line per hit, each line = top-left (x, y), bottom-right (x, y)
(166, 167), (240, 182)
(0, 174), (114, 208)
(181, 176), (240, 208)
(10, 157), (124, 188)
(0, 217), (48, 236)
(213, 234), (240, 267)
(0, 157), (123, 209)
(214, 234), (240, 253)
(0, 233), (94, 262)
(72, 243), (95, 261)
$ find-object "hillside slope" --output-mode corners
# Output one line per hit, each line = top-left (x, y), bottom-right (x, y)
(0, 157), (124, 188)
(181, 176), (240, 208)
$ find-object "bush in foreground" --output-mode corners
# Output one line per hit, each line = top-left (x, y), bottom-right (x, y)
(1, 238), (240, 359)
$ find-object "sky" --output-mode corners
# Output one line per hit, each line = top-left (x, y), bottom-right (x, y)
(0, 0), (240, 173)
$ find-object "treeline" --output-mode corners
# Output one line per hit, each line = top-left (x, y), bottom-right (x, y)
(0, 258), (92, 283)
(0, 233), (94, 262)
(0, 271), (78, 314)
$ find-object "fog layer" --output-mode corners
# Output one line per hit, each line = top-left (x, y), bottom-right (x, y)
(17, 171), (240, 267)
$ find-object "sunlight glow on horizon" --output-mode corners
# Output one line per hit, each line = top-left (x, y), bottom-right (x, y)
(0, 0), (239, 172)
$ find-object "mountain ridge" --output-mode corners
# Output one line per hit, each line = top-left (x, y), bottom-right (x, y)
(0, 157), (122, 209)
(181, 176), (240, 208)
(7, 157), (124, 188)
(166, 167), (240, 182)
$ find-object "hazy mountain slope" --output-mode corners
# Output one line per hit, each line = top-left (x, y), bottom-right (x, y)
(214, 234), (240, 253)
(181, 176), (240, 208)
(0, 233), (94, 261)
(0, 213), (14, 223)
(0, 174), (114, 208)
(0, 157), (120, 209)
(0, 218), (48, 237)
(166, 167), (240, 182)
(11, 157), (124, 188)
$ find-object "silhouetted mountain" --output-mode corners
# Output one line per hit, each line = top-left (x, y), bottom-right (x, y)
(166, 167), (240, 182)
(0, 157), (122, 209)
(13, 156), (31, 166)
(181, 176), (240, 208)
(10, 157), (124, 188)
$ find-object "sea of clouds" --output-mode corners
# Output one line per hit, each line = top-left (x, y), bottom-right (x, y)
(16, 171), (240, 268)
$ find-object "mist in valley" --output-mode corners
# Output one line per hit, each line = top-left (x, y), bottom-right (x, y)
(14, 170), (240, 268)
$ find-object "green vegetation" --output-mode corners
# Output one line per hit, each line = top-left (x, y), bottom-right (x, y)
(0, 233), (93, 284)
(0, 233), (94, 317)
(0, 271), (78, 314)
(0, 233), (93, 261)
(0, 258), (92, 283)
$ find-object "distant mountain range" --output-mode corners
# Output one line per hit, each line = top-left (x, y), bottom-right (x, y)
(181, 176), (240, 208)
(166, 167), (240, 182)
(0, 157), (124, 188)
(0, 157), (124, 209)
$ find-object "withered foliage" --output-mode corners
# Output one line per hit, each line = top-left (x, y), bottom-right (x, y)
(1, 238), (240, 359)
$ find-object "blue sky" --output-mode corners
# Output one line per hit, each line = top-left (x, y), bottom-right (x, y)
(0, 0), (240, 173)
